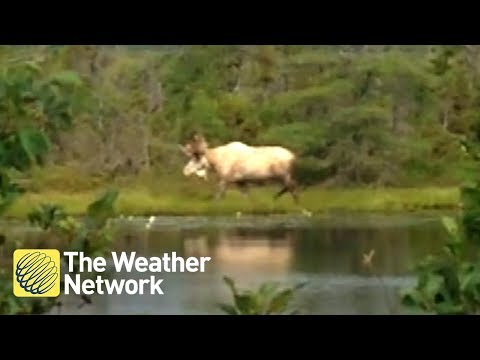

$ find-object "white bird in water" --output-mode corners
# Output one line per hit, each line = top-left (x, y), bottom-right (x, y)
(146, 216), (155, 229)
(301, 208), (312, 217)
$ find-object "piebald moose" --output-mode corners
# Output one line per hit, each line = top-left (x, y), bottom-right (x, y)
(180, 134), (299, 203)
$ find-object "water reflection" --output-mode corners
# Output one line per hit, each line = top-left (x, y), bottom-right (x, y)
(2, 214), (451, 314)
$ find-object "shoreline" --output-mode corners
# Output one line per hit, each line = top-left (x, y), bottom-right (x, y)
(3, 186), (461, 220)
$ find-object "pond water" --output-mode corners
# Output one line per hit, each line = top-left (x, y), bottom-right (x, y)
(2, 212), (454, 315)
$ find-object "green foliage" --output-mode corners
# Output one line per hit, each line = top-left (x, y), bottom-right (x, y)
(0, 171), (24, 214)
(27, 203), (67, 230)
(44, 189), (118, 264)
(401, 216), (480, 314)
(185, 90), (228, 141)
(461, 185), (480, 246)
(18, 128), (51, 165)
(258, 122), (326, 155)
(0, 269), (57, 314)
(263, 79), (355, 119)
(50, 71), (83, 87)
(0, 129), (50, 172)
(0, 59), (86, 136)
(0, 51), (104, 315)
(0, 53), (91, 214)
(1, 45), (477, 188)
(219, 276), (306, 315)
(155, 45), (474, 187)
(85, 189), (118, 229)
(0, 189), (119, 314)
(402, 121), (480, 315)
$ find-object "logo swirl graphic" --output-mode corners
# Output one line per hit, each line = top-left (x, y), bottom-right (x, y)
(15, 251), (59, 295)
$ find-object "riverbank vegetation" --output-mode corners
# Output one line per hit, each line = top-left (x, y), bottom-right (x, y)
(4, 184), (460, 218)
(3, 45), (480, 200)
(2, 45), (480, 219)
(401, 123), (480, 315)
(3, 45), (480, 315)
(0, 190), (119, 314)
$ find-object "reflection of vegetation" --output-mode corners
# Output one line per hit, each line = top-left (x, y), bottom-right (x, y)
(0, 190), (118, 314)
(219, 276), (306, 315)
(361, 249), (398, 314)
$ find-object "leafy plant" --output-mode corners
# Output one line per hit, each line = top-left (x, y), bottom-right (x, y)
(0, 52), (116, 315)
(67, 189), (119, 269)
(84, 189), (119, 229)
(27, 189), (118, 270)
(461, 184), (480, 246)
(28, 203), (67, 230)
(0, 57), (90, 216)
(400, 216), (480, 314)
(0, 269), (58, 315)
(0, 171), (24, 215)
(401, 115), (480, 315)
(218, 276), (306, 315)
(0, 189), (119, 315)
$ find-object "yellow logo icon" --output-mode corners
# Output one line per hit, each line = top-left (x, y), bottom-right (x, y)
(13, 249), (60, 297)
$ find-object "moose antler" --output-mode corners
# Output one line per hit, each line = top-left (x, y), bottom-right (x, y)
(191, 133), (208, 154)
(179, 143), (194, 157)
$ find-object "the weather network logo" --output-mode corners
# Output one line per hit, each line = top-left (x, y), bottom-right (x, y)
(13, 249), (61, 297)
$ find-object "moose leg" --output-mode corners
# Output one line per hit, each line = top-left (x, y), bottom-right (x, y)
(214, 180), (227, 200)
(274, 175), (299, 204)
(274, 174), (290, 200)
(237, 181), (251, 198)
(288, 180), (299, 204)
(274, 186), (289, 200)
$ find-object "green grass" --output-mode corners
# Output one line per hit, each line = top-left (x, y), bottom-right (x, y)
(3, 181), (462, 219)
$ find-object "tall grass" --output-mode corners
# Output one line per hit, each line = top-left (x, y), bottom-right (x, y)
(4, 171), (461, 219)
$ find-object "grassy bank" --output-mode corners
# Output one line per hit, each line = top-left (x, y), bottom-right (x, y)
(4, 185), (461, 219)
